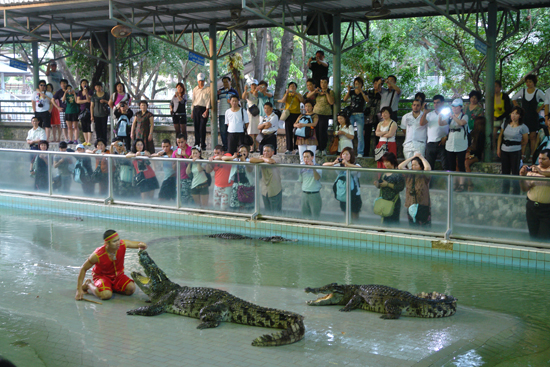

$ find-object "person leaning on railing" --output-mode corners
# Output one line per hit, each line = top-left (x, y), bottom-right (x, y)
(398, 153), (432, 227)
(520, 148), (550, 240)
(87, 138), (110, 196)
(324, 147), (362, 220)
(223, 144), (254, 212)
(126, 138), (159, 200)
(30, 140), (49, 192)
(299, 149), (322, 219)
(373, 152), (404, 225)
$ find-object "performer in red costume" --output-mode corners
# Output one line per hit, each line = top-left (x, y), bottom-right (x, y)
(75, 229), (148, 301)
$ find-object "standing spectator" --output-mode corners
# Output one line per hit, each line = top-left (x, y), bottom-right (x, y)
(324, 147), (362, 220)
(90, 82), (110, 143)
(243, 80), (260, 153)
(26, 116), (46, 149)
(62, 84), (79, 144)
(278, 82), (303, 154)
(186, 146), (209, 208)
(497, 106), (529, 195)
(250, 145), (282, 214)
(77, 79), (93, 146)
(113, 102), (133, 151)
(303, 78), (317, 101)
(512, 75), (545, 162)
(400, 98), (427, 160)
(225, 95), (249, 154)
(256, 80), (274, 118)
(373, 152), (405, 224)
(379, 75), (401, 121)
(294, 99), (319, 164)
(465, 90), (484, 132)
(207, 145), (233, 211)
(192, 73), (211, 150)
(108, 82), (131, 111)
(218, 77), (239, 152)
(465, 116), (487, 190)
(47, 83), (62, 142)
(334, 111), (354, 154)
(126, 139), (159, 199)
(299, 149), (322, 219)
(362, 77), (383, 157)
(257, 102), (279, 154)
(375, 106), (398, 169)
(53, 79), (70, 142)
(131, 100), (155, 154)
(87, 138), (110, 196)
(312, 76), (335, 156)
(439, 98), (468, 191)
(53, 141), (73, 194)
(343, 77), (369, 157)
(422, 95), (449, 171)
(545, 84), (550, 128)
(520, 149), (550, 240)
(151, 139), (175, 202)
(172, 134), (193, 205)
(30, 140), (49, 191)
(493, 80), (512, 151)
(170, 82), (188, 140)
(46, 60), (62, 91)
(307, 50), (329, 88)
(223, 145), (254, 212)
(398, 153), (432, 227)
(32, 80), (53, 141)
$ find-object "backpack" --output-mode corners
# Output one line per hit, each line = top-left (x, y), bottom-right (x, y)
(73, 159), (91, 184)
(333, 175), (347, 202)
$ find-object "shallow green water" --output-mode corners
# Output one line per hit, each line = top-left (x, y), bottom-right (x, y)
(0, 207), (549, 366)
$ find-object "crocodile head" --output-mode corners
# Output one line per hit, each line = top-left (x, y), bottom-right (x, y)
(131, 250), (177, 300)
(304, 283), (347, 305)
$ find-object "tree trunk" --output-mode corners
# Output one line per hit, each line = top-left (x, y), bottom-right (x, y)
(274, 29), (295, 106)
(253, 28), (267, 81)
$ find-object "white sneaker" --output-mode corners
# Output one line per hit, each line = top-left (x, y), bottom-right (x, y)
(357, 154), (363, 158)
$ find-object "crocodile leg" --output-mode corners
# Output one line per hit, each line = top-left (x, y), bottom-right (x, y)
(197, 302), (230, 329)
(339, 295), (363, 312)
(380, 298), (409, 319)
(127, 303), (166, 316)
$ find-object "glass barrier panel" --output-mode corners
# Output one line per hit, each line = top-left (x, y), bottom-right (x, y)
(0, 150), (49, 194)
(351, 168), (448, 234)
(451, 175), (531, 243)
(66, 152), (115, 200)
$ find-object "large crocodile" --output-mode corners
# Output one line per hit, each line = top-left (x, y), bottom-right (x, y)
(305, 283), (457, 319)
(207, 233), (297, 243)
(127, 250), (305, 346)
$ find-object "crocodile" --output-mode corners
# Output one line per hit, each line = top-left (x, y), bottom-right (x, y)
(207, 233), (297, 243)
(127, 250), (305, 346)
(305, 283), (457, 319)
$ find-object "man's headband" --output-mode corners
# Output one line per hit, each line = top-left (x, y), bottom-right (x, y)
(105, 232), (119, 241)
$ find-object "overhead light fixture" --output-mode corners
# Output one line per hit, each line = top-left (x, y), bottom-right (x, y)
(111, 25), (132, 38)
(365, 0), (391, 19)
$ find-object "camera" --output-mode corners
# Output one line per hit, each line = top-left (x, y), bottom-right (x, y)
(440, 107), (451, 116)
(338, 158), (343, 163)
(141, 152), (145, 156)
(95, 150), (102, 154)
(177, 148), (182, 155)
(117, 142), (123, 147)
(237, 153), (242, 158)
(526, 166), (533, 172)
(38, 102), (43, 108)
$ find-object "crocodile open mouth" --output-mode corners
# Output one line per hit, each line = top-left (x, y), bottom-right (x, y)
(314, 293), (333, 302)
(133, 272), (150, 284)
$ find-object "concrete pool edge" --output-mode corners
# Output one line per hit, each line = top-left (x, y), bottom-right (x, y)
(1, 193), (549, 272)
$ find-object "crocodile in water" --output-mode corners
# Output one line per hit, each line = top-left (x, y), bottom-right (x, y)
(305, 283), (457, 319)
(207, 233), (297, 242)
(127, 250), (305, 346)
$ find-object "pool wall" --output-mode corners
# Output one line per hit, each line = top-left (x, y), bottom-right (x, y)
(1, 193), (549, 271)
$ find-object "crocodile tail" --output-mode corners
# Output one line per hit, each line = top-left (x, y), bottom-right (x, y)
(251, 315), (305, 347)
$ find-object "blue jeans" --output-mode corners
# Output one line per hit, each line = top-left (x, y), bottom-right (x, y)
(218, 115), (228, 150)
(350, 113), (365, 155)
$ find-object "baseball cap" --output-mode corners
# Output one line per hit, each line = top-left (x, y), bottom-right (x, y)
(451, 98), (463, 107)
(197, 73), (206, 81)
(50, 60), (57, 66)
(76, 143), (85, 150)
(250, 79), (258, 85)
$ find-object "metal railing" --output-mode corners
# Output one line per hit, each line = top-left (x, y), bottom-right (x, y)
(0, 148), (547, 249)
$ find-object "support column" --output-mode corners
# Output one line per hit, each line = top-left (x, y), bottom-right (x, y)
(484, 0), (497, 162)
(108, 32), (117, 145)
(332, 14), (342, 121)
(209, 23), (218, 150)
(32, 41), (39, 88)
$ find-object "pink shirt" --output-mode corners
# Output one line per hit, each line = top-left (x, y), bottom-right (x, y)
(171, 145), (192, 179)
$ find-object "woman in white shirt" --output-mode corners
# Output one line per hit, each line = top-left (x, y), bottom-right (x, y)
(334, 111), (354, 154)
(186, 146), (209, 208)
(439, 98), (468, 191)
(374, 106), (397, 168)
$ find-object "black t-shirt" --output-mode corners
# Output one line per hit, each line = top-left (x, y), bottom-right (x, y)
(53, 89), (67, 109)
(350, 91), (367, 113)
(309, 61), (329, 86)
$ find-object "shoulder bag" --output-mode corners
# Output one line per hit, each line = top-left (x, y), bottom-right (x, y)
(328, 135), (339, 155)
(373, 193), (399, 217)
(248, 104), (260, 117)
(236, 171), (254, 203)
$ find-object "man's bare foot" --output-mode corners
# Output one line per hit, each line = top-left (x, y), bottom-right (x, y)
(82, 279), (93, 292)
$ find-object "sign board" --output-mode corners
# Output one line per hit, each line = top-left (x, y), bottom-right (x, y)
(474, 38), (487, 56)
(188, 52), (206, 66)
(9, 59), (28, 71)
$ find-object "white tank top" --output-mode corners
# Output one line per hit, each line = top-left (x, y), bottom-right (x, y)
(379, 121), (396, 142)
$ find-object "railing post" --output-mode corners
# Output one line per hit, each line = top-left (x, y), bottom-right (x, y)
(0, 100), (2, 123)
(176, 160), (181, 209)
(106, 156), (113, 204)
(47, 153), (53, 196)
(345, 168), (351, 226)
(253, 165), (260, 220)
(445, 173), (453, 240)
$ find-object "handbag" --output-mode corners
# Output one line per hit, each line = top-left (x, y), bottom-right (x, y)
(373, 194), (399, 217)
(236, 172), (254, 203)
(133, 171), (146, 187)
(280, 109), (290, 121)
(374, 142), (388, 161)
(328, 135), (339, 155)
(248, 104), (260, 117)
(294, 126), (313, 138)
(90, 165), (103, 183)
(78, 108), (90, 121)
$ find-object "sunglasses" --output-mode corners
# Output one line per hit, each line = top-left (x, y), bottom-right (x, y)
(39, 84), (46, 87)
